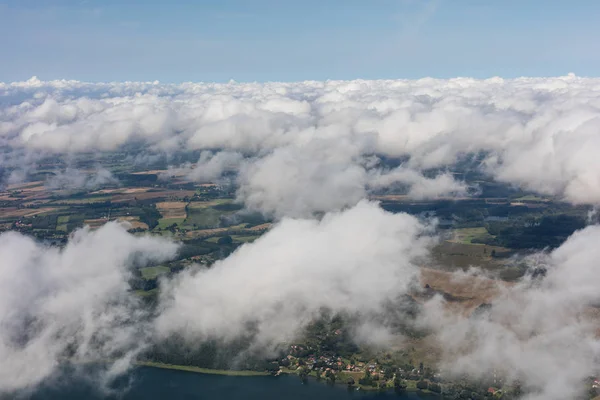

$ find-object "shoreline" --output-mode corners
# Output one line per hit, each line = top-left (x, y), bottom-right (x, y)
(136, 361), (270, 376)
(137, 362), (440, 397)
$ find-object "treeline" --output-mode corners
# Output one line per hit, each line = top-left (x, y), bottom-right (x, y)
(474, 214), (586, 249)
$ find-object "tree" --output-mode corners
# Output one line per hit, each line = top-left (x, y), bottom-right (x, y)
(279, 358), (290, 368)
(383, 367), (394, 379)
(328, 373), (336, 384)
(298, 368), (308, 381)
(217, 235), (233, 245)
(394, 376), (407, 391)
(359, 370), (373, 386)
(429, 382), (442, 393)
(347, 377), (355, 386)
(416, 380), (428, 390)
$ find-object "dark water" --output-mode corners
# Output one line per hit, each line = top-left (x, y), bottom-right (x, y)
(20, 367), (436, 400)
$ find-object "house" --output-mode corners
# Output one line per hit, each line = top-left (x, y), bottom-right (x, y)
(487, 387), (498, 395)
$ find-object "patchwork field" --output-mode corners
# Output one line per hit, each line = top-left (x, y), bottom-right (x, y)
(0, 207), (57, 219)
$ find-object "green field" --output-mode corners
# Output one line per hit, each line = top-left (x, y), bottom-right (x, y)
(56, 215), (69, 232)
(50, 196), (111, 204)
(183, 200), (239, 229)
(134, 288), (159, 298)
(140, 266), (171, 280)
(449, 227), (494, 245)
(156, 217), (186, 229)
(184, 207), (222, 229)
(231, 235), (259, 243)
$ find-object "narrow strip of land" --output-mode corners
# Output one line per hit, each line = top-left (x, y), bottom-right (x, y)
(136, 361), (270, 376)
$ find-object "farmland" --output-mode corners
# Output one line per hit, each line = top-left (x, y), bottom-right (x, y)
(1, 166), (591, 294)
(0, 156), (597, 397)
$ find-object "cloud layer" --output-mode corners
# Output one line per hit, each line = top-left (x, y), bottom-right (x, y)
(4, 75), (600, 214)
(3, 75), (600, 398)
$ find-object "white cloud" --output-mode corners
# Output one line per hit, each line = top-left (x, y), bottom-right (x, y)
(423, 225), (600, 399)
(45, 167), (119, 190)
(3, 76), (600, 207)
(156, 201), (434, 348)
(370, 167), (468, 199)
(4, 75), (600, 396)
(160, 150), (244, 183)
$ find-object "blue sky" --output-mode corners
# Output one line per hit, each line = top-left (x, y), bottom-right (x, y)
(1, 0), (599, 82)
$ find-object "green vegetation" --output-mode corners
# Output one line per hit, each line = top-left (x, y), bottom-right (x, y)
(184, 205), (223, 229)
(482, 214), (587, 249)
(449, 227), (494, 245)
(4, 158), (596, 398)
(231, 235), (259, 243)
(156, 217), (186, 230)
(134, 288), (159, 298)
(56, 215), (69, 231)
(138, 206), (162, 230)
(140, 266), (171, 280)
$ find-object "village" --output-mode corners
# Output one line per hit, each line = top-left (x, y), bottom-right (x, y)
(274, 344), (507, 398)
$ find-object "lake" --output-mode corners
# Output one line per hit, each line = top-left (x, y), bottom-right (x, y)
(17, 366), (438, 400)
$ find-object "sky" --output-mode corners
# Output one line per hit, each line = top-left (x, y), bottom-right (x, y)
(1, 0), (599, 83)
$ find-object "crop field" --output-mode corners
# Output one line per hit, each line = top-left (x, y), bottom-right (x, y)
(156, 201), (187, 219)
(231, 235), (259, 243)
(247, 223), (272, 231)
(56, 215), (69, 232)
(91, 187), (152, 195)
(107, 189), (196, 204)
(83, 218), (109, 229)
(117, 216), (149, 230)
(419, 267), (512, 315)
(51, 197), (112, 204)
(0, 207), (56, 219)
(184, 223), (250, 239)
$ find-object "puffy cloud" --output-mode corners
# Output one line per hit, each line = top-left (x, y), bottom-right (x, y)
(4, 75), (600, 397)
(160, 150), (244, 183)
(423, 225), (600, 400)
(45, 167), (119, 191)
(236, 139), (369, 218)
(156, 201), (434, 347)
(0, 223), (178, 392)
(370, 167), (469, 199)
